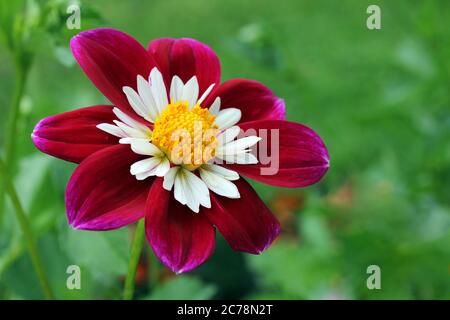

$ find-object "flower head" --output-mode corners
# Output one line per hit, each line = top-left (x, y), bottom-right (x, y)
(32, 28), (329, 273)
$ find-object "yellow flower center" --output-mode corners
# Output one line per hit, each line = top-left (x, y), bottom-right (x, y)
(151, 101), (220, 170)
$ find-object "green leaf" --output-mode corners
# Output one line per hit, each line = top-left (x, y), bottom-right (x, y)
(246, 242), (340, 299)
(60, 226), (130, 282)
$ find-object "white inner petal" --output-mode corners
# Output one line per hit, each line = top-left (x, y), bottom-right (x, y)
(218, 126), (241, 145)
(215, 131), (261, 165)
(216, 152), (259, 164)
(113, 107), (148, 132)
(181, 76), (199, 108)
(201, 163), (239, 180)
(169, 75), (184, 103)
(130, 157), (162, 175)
(197, 83), (215, 105)
(113, 120), (148, 139)
(214, 108), (242, 129)
(119, 137), (151, 144)
(97, 109), (151, 144)
(137, 75), (159, 121)
(154, 157), (170, 177)
(185, 170), (211, 209)
(173, 168), (210, 213)
(96, 123), (127, 138)
(131, 140), (163, 156)
(136, 169), (156, 181)
(174, 170), (188, 205)
(149, 67), (168, 113)
(163, 166), (180, 191)
(216, 133), (261, 165)
(130, 154), (170, 180)
(218, 136), (262, 155)
(122, 86), (152, 121)
(209, 97), (221, 115)
(199, 167), (240, 199)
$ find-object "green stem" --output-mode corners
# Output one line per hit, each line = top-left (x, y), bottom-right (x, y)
(4, 62), (27, 165)
(0, 158), (54, 299)
(148, 249), (160, 291)
(123, 219), (146, 300)
(0, 62), (28, 226)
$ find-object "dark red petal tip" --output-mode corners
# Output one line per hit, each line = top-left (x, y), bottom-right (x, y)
(226, 120), (329, 188)
(31, 105), (118, 163)
(71, 28), (156, 117)
(145, 178), (216, 273)
(205, 178), (280, 254)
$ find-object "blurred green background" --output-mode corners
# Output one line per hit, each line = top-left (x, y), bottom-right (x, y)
(0, 0), (449, 299)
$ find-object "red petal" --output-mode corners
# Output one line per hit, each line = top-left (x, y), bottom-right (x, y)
(203, 79), (286, 123)
(204, 178), (280, 254)
(145, 178), (215, 273)
(225, 120), (329, 188)
(32, 105), (118, 163)
(66, 144), (152, 230)
(148, 38), (221, 95)
(71, 28), (156, 117)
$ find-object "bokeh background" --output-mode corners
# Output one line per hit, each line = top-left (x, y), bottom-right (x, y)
(0, 0), (449, 299)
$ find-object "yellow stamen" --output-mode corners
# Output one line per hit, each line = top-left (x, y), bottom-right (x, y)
(151, 101), (219, 170)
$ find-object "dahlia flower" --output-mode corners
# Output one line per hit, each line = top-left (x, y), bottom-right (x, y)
(32, 28), (329, 273)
